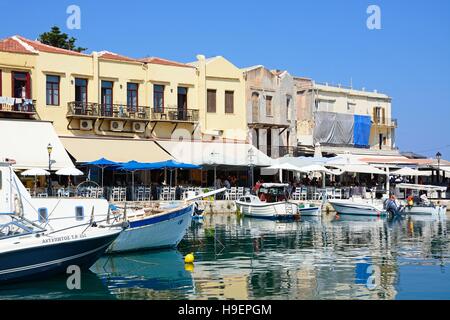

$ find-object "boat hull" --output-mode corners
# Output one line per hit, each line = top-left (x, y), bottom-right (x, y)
(402, 205), (447, 216)
(0, 230), (120, 284)
(298, 206), (321, 216)
(107, 204), (193, 253)
(236, 201), (299, 220)
(329, 200), (386, 216)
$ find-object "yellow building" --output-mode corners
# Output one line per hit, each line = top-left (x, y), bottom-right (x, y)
(0, 36), (250, 168)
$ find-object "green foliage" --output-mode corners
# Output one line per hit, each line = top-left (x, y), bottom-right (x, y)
(38, 26), (87, 52)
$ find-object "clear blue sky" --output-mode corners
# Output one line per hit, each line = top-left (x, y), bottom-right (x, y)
(1, 0), (449, 159)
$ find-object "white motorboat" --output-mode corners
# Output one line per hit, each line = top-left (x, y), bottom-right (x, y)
(0, 215), (122, 284)
(401, 204), (446, 216)
(0, 162), (123, 283)
(236, 195), (299, 220)
(396, 183), (447, 216)
(328, 199), (387, 216)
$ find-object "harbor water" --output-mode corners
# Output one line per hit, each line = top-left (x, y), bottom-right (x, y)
(0, 212), (449, 300)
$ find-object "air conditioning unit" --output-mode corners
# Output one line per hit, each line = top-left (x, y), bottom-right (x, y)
(80, 119), (93, 131)
(110, 120), (124, 132)
(132, 122), (146, 133)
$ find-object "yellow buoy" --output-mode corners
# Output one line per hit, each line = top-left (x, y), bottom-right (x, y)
(184, 253), (195, 264)
(185, 263), (194, 272)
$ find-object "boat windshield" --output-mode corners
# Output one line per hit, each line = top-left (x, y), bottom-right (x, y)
(258, 186), (288, 203)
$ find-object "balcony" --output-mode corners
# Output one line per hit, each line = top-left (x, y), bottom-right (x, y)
(372, 117), (398, 128)
(67, 102), (151, 120)
(151, 107), (199, 123)
(0, 99), (37, 119)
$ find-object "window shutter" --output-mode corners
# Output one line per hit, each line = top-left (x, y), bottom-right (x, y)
(382, 108), (386, 124)
(225, 91), (234, 113)
(207, 89), (216, 113)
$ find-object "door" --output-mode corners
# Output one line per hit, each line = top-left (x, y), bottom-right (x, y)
(75, 78), (88, 114)
(101, 81), (113, 116)
(379, 134), (383, 150)
(12, 71), (31, 99)
(177, 87), (187, 120)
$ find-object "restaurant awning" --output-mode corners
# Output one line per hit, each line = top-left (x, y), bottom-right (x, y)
(60, 136), (173, 163)
(157, 140), (273, 167)
(0, 119), (75, 170)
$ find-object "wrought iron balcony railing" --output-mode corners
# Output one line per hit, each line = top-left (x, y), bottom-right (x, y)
(67, 102), (151, 120)
(372, 117), (398, 128)
(0, 99), (37, 116)
(151, 107), (199, 122)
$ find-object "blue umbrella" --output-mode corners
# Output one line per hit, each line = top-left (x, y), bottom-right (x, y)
(85, 157), (119, 187)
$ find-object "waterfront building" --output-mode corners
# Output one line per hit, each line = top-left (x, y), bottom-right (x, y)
(295, 79), (398, 157)
(242, 66), (297, 158)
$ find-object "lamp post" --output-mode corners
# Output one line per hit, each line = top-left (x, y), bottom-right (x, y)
(248, 148), (255, 191)
(210, 152), (219, 200)
(47, 143), (53, 196)
(436, 151), (442, 185)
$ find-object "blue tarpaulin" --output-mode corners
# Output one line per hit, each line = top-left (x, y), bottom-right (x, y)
(353, 115), (372, 147)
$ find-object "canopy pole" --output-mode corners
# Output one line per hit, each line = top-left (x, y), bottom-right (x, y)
(386, 167), (390, 197)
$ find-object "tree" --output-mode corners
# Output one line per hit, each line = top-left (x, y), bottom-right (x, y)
(38, 26), (87, 53)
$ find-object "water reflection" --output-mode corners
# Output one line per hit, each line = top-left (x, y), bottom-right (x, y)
(0, 272), (110, 300)
(91, 250), (194, 299)
(3, 212), (448, 300)
(178, 212), (450, 300)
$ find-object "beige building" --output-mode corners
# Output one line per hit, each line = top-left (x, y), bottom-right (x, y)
(295, 79), (398, 156)
(242, 66), (297, 158)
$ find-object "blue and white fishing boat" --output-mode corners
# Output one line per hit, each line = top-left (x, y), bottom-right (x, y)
(105, 203), (193, 253)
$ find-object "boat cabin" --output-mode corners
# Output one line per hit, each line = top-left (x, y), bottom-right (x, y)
(257, 183), (289, 203)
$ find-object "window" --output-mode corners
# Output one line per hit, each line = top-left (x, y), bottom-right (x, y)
(286, 96), (291, 121)
(252, 92), (259, 121)
(153, 85), (164, 113)
(46, 75), (60, 106)
(75, 78), (88, 104)
(317, 100), (334, 112)
(347, 102), (356, 113)
(207, 89), (216, 113)
(38, 208), (48, 223)
(127, 83), (138, 112)
(225, 91), (234, 114)
(265, 96), (273, 116)
(75, 206), (84, 221)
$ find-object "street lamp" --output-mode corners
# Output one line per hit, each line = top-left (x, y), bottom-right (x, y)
(47, 143), (53, 196)
(210, 151), (219, 199)
(436, 151), (442, 185)
(248, 148), (255, 191)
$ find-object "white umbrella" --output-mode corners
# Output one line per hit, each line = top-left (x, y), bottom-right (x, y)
(299, 164), (335, 175)
(391, 167), (431, 177)
(332, 164), (386, 175)
(21, 168), (50, 195)
(56, 167), (84, 187)
(21, 168), (50, 176)
(55, 167), (84, 176)
(266, 163), (304, 172)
